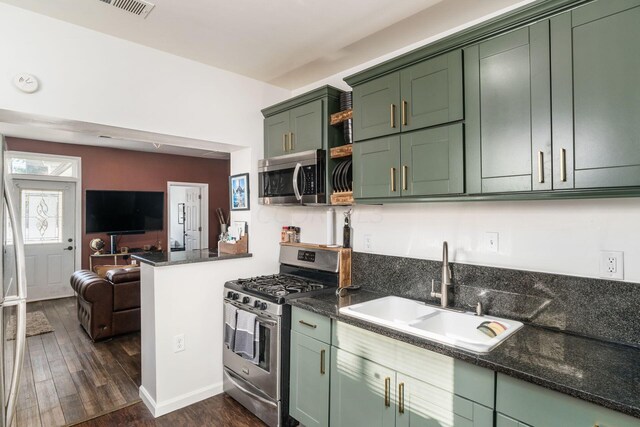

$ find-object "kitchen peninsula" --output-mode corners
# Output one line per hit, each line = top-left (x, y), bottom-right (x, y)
(132, 249), (252, 417)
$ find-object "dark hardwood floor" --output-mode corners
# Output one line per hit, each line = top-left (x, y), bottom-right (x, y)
(10, 297), (269, 427)
(8, 297), (141, 427)
(73, 393), (267, 426)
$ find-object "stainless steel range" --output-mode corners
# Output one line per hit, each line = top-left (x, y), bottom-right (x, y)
(223, 245), (340, 427)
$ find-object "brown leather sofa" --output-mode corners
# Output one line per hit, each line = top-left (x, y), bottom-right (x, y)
(70, 267), (141, 341)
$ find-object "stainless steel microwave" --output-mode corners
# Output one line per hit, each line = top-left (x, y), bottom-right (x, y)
(258, 149), (326, 206)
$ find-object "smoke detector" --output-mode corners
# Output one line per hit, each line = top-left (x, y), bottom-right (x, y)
(98, 0), (155, 19)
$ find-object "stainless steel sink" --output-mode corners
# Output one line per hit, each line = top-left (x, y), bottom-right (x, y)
(339, 296), (523, 353)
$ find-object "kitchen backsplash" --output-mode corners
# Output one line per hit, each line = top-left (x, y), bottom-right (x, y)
(352, 252), (640, 348)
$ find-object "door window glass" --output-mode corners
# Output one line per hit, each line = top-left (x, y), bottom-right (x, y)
(21, 190), (63, 244)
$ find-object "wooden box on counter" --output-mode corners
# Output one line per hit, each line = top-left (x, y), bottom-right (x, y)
(280, 242), (351, 287)
(218, 234), (248, 255)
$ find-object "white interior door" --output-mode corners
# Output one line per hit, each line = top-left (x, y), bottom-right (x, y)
(14, 180), (76, 301)
(184, 187), (202, 250)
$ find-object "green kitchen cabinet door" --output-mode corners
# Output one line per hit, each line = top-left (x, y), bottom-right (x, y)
(396, 373), (493, 427)
(330, 347), (396, 427)
(353, 136), (401, 199)
(264, 110), (290, 158)
(289, 100), (324, 154)
(400, 50), (463, 132)
(400, 123), (464, 196)
(353, 72), (401, 141)
(496, 414), (531, 427)
(551, 0), (640, 190)
(465, 21), (551, 194)
(289, 331), (330, 427)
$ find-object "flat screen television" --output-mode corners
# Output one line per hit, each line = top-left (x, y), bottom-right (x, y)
(86, 190), (164, 234)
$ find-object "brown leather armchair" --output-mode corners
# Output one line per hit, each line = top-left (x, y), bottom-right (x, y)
(70, 267), (141, 341)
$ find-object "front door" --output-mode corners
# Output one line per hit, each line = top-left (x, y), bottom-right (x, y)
(184, 187), (202, 251)
(14, 179), (76, 301)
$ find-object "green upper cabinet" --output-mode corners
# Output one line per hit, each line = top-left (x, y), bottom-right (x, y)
(262, 86), (343, 159)
(464, 21), (551, 194)
(354, 123), (464, 201)
(400, 50), (463, 132)
(289, 100), (324, 154)
(401, 124), (464, 197)
(551, 0), (640, 190)
(264, 110), (290, 158)
(353, 50), (463, 142)
(353, 73), (401, 141)
(353, 135), (401, 199)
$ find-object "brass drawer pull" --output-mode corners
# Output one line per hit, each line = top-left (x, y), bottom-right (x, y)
(283, 133), (287, 152)
(402, 165), (408, 191)
(320, 349), (326, 375)
(402, 100), (407, 126)
(390, 104), (396, 128)
(538, 151), (544, 183)
(289, 132), (294, 151)
(384, 377), (391, 407)
(390, 168), (396, 192)
(560, 148), (567, 182)
(398, 382), (405, 414)
(298, 320), (317, 329)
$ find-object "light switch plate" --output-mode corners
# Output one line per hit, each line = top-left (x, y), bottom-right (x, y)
(484, 232), (499, 252)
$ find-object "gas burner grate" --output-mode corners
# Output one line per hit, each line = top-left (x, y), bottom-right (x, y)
(238, 274), (325, 297)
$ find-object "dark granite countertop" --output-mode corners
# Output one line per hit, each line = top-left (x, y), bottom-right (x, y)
(289, 289), (640, 419)
(132, 249), (252, 267)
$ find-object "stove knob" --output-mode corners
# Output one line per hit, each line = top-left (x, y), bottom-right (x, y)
(226, 291), (233, 299)
(242, 296), (250, 304)
(232, 293), (240, 300)
(260, 302), (268, 311)
(254, 300), (261, 308)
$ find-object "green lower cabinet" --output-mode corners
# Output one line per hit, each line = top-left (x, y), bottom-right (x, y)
(330, 347), (396, 427)
(496, 413), (531, 427)
(396, 373), (493, 427)
(496, 374), (640, 427)
(289, 331), (330, 427)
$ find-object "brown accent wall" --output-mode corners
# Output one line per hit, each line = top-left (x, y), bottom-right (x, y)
(6, 137), (230, 269)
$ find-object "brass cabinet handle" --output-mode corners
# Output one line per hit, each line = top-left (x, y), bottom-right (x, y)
(560, 148), (567, 182)
(390, 168), (396, 192)
(402, 100), (407, 126)
(384, 377), (391, 407)
(390, 104), (396, 128)
(402, 165), (408, 191)
(283, 133), (287, 152)
(320, 349), (325, 375)
(398, 382), (405, 414)
(298, 320), (317, 329)
(538, 151), (544, 183)
(289, 132), (294, 151)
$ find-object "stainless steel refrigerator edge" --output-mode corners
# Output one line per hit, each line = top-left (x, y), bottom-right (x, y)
(0, 135), (28, 427)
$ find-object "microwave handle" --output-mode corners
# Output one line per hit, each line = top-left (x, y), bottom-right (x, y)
(292, 162), (302, 201)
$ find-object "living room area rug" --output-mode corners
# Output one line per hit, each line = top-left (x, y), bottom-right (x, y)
(5, 310), (55, 340)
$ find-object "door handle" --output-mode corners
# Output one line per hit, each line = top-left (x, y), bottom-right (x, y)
(560, 148), (567, 182)
(320, 349), (326, 375)
(384, 377), (391, 407)
(390, 168), (396, 192)
(537, 151), (544, 183)
(64, 246), (73, 251)
(398, 382), (405, 414)
(390, 104), (396, 128)
(402, 100), (407, 126)
(292, 162), (303, 202)
(298, 320), (317, 329)
(289, 132), (294, 151)
(283, 133), (287, 152)
(402, 165), (408, 191)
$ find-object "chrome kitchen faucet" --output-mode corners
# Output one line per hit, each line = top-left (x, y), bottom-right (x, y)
(430, 241), (452, 308)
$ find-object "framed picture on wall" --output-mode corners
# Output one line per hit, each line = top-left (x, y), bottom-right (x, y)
(229, 173), (250, 211)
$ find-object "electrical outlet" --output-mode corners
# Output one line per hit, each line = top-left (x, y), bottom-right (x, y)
(484, 232), (499, 253)
(174, 334), (185, 353)
(363, 234), (373, 252)
(599, 251), (624, 280)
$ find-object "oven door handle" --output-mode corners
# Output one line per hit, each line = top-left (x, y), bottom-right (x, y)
(225, 302), (279, 326)
(224, 369), (278, 407)
(292, 162), (303, 202)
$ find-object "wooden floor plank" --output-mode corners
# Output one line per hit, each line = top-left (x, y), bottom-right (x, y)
(34, 379), (66, 427)
(70, 370), (103, 417)
(49, 357), (78, 398)
(28, 335), (52, 384)
(59, 394), (88, 424)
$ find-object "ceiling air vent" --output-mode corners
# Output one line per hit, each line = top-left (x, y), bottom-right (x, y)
(99, 0), (155, 19)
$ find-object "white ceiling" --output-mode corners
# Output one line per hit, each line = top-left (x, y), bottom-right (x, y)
(0, 0), (533, 89)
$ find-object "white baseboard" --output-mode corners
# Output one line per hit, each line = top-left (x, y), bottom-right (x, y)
(139, 382), (224, 418)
